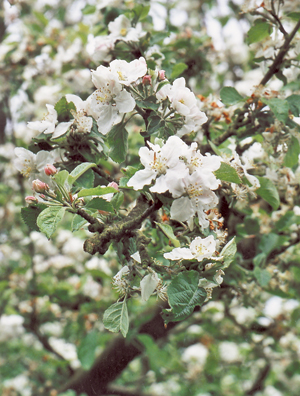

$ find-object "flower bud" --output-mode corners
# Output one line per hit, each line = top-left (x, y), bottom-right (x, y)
(142, 75), (152, 86)
(32, 179), (49, 193)
(108, 181), (119, 191)
(44, 164), (57, 176)
(158, 70), (166, 81)
(25, 196), (38, 205)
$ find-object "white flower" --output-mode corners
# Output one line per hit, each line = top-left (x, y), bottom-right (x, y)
(14, 147), (56, 181)
(170, 171), (219, 227)
(86, 66), (135, 134)
(65, 94), (93, 134)
(108, 15), (143, 43)
(127, 135), (188, 193)
(164, 235), (216, 261)
(109, 57), (147, 86)
(27, 104), (72, 138)
(90, 34), (115, 63)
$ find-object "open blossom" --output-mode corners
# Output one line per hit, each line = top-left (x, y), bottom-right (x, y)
(127, 136), (188, 194)
(27, 104), (73, 139)
(156, 77), (208, 137)
(108, 14), (144, 43)
(112, 266), (130, 295)
(109, 57), (147, 86)
(14, 147), (56, 182)
(86, 66), (135, 135)
(164, 235), (217, 261)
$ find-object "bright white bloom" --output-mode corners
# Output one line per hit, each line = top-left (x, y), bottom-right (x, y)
(127, 136), (188, 193)
(164, 235), (216, 261)
(108, 15), (143, 43)
(90, 34), (115, 63)
(65, 94), (93, 134)
(27, 104), (72, 138)
(109, 57), (147, 86)
(130, 251), (141, 263)
(86, 66), (135, 134)
(170, 171), (219, 227)
(14, 147), (56, 181)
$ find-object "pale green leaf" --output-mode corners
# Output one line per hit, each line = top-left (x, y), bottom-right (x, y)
(77, 331), (98, 370)
(220, 87), (244, 105)
(67, 163), (96, 186)
(86, 197), (114, 212)
(214, 162), (242, 184)
(284, 136), (300, 168)
(37, 207), (66, 238)
(262, 98), (290, 123)
(254, 267), (271, 287)
(256, 177), (280, 210)
(171, 63), (188, 79)
(220, 237), (236, 269)
(103, 301), (129, 337)
(155, 222), (180, 247)
(107, 124), (128, 163)
(247, 21), (273, 44)
(77, 186), (117, 198)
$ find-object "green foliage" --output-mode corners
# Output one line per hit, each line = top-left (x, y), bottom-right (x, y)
(220, 87), (244, 105)
(103, 301), (129, 337)
(247, 19), (273, 44)
(77, 186), (117, 198)
(220, 237), (236, 269)
(155, 222), (180, 247)
(67, 163), (96, 187)
(262, 98), (290, 123)
(77, 331), (98, 370)
(256, 177), (280, 209)
(37, 207), (66, 238)
(21, 204), (47, 231)
(284, 136), (300, 168)
(163, 271), (207, 324)
(214, 162), (242, 184)
(107, 124), (129, 163)
(54, 96), (76, 123)
(170, 62), (188, 79)
(286, 94), (300, 116)
(86, 197), (114, 212)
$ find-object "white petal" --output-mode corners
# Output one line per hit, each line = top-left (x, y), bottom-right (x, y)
(140, 273), (159, 302)
(115, 90), (135, 113)
(52, 121), (73, 138)
(96, 105), (118, 135)
(127, 168), (156, 190)
(164, 247), (194, 261)
(170, 197), (195, 222)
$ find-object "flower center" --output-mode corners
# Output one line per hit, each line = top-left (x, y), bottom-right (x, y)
(151, 154), (167, 174)
(21, 159), (35, 177)
(120, 28), (127, 36)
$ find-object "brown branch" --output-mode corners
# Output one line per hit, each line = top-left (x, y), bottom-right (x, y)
(259, 17), (300, 86)
(84, 195), (163, 255)
(245, 362), (271, 395)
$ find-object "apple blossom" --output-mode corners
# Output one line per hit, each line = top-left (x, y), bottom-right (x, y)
(164, 235), (217, 262)
(109, 58), (148, 86)
(14, 148), (56, 182)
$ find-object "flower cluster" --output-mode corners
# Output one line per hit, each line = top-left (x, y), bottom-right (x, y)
(157, 77), (208, 137)
(128, 136), (221, 229)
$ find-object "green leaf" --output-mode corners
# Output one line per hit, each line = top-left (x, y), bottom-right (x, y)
(155, 222), (180, 247)
(103, 301), (129, 338)
(220, 237), (236, 269)
(37, 207), (66, 238)
(67, 163), (96, 186)
(284, 136), (300, 168)
(247, 20), (273, 44)
(33, 11), (48, 26)
(110, 191), (124, 210)
(262, 98), (290, 123)
(53, 170), (69, 189)
(214, 162), (242, 184)
(254, 267), (271, 287)
(163, 271), (207, 324)
(274, 211), (297, 232)
(77, 331), (98, 370)
(107, 124), (128, 163)
(72, 214), (88, 231)
(286, 94), (300, 116)
(171, 63), (188, 79)
(86, 197), (114, 212)
(82, 4), (96, 14)
(54, 96), (76, 122)
(147, 115), (163, 134)
(21, 204), (47, 231)
(258, 233), (286, 256)
(135, 98), (160, 111)
(75, 169), (95, 189)
(132, 4), (151, 22)
(220, 87), (244, 105)
(256, 177), (280, 210)
(77, 186), (117, 198)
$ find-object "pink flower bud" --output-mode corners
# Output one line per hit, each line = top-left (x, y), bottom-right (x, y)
(32, 179), (49, 193)
(158, 70), (166, 81)
(44, 164), (57, 176)
(108, 182), (119, 191)
(142, 75), (152, 86)
(25, 196), (38, 204)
